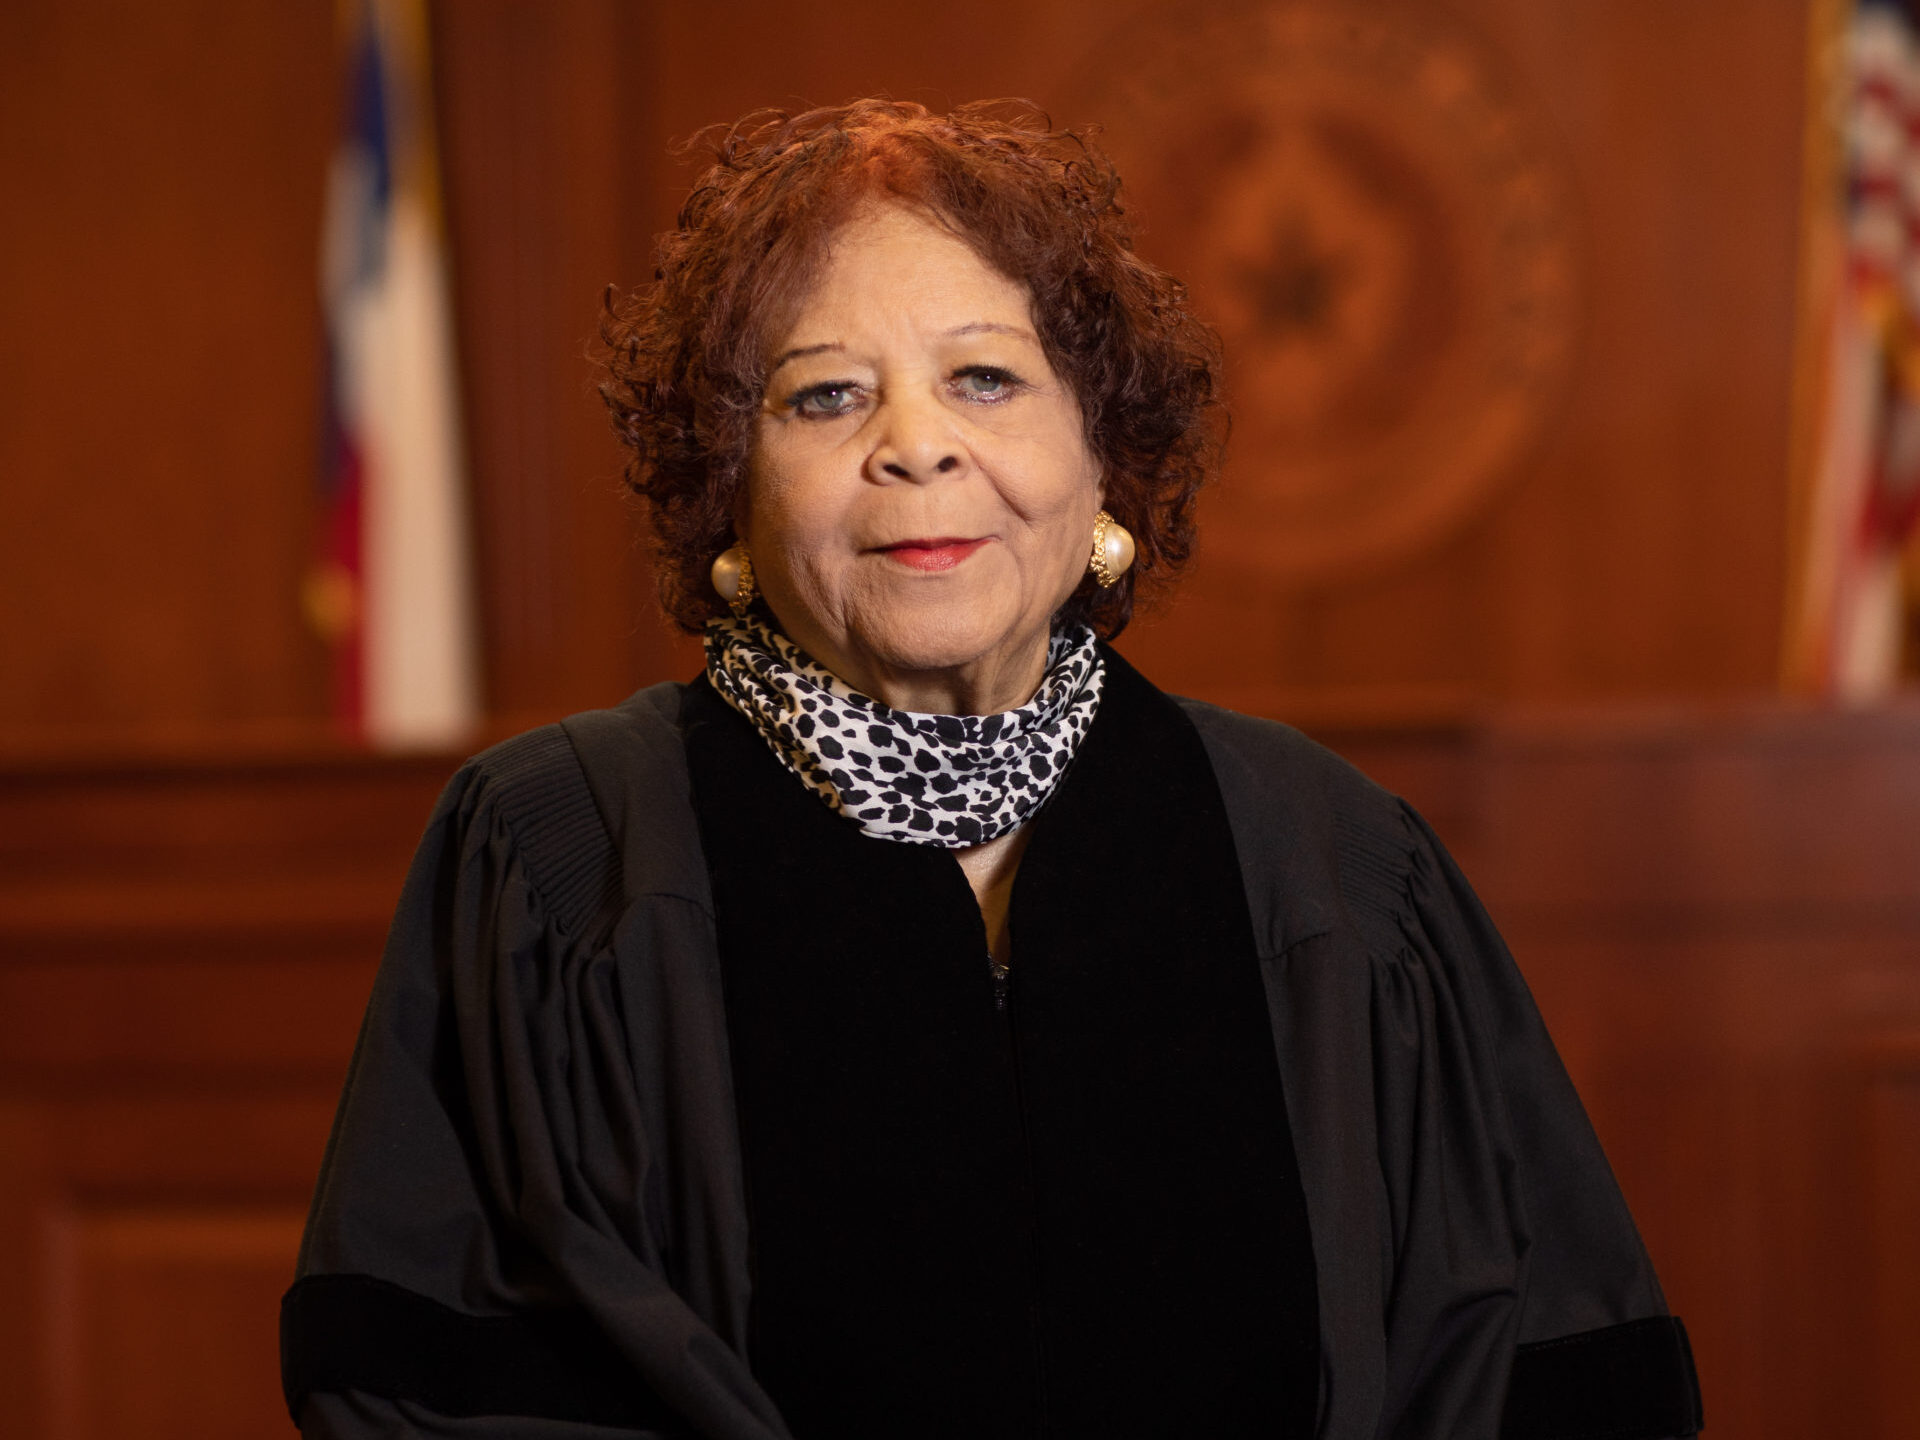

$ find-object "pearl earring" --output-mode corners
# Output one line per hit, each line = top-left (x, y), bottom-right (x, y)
(710, 544), (756, 617)
(1087, 510), (1135, 588)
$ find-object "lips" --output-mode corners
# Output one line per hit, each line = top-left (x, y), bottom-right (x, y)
(876, 537), (988, 572)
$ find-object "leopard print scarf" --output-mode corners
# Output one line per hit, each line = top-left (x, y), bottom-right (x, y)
(703, 612), (1104, 848)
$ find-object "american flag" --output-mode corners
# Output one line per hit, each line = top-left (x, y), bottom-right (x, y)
(1792, 0), (1920, 697)
(307, 0), (479, 747)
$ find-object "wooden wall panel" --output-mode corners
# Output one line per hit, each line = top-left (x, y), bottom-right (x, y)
(47, 1205), (309, 1440)
(0, 747), (455, 1440)
(1095, 0), (1807, 708)
(0, 1097), (341, 1440)
(432, 1), (701, 724)
(0, 0), (337, 734)
(1446, 707), (1920, 1440)
(1444, 0), (1803, 700)
(1865, 1037), (1920, 1440)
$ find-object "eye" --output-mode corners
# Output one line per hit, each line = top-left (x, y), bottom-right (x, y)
(789, 381), (862, 418)
(953, 366), (1025, 402)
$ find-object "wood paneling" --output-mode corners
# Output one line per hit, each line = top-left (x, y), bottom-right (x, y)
(0, 747), (451, 1082)
(1412, 704), (1920, 1440)
(48, 1201), (310, 1439)
(1865, 1036), (1920, 1440)
(432, 1), (701, 722)
(1, 1098), (340, 1440)
(0, 0), (337, 732)
(0, 746), (454, 1440)
(1102, 0), (1807, 707)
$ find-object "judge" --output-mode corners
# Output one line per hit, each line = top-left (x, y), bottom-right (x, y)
(282, 99), (1703, 1439)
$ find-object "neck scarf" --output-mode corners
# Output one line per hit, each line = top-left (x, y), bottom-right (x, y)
(703, 611), (1105, 847)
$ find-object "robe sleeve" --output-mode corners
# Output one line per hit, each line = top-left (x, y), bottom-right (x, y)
(1366, 801), (1702, 1440)
(281, 728), (789, 1440)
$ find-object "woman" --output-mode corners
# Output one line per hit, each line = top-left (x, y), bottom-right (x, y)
(282, 101), (1701, 1440)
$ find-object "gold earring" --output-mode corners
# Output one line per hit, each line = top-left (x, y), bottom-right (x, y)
(1087, 510), (1135, 589)
(710, 544), (756, 617)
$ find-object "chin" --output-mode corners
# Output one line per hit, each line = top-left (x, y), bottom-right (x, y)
(859, 608), (1034, 683)
(867, 634), (999, 681)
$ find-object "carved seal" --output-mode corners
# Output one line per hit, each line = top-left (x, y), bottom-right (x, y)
(1074, 1), (1580, 583)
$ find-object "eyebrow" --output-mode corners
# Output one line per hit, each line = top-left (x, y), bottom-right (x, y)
(767, 322), (1039, 376)
(946, 321), (1037, 343)
(769, 342), (843, 373)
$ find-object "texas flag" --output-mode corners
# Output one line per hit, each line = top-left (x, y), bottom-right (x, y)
(307, 0), (479, 748)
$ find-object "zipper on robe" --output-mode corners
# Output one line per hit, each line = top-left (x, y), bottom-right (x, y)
(990, 949), (1057, 1438)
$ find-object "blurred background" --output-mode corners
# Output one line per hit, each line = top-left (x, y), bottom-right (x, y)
(3, 0), (1919, 1435)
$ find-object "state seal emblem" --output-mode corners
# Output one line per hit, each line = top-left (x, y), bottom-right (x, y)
(1073, 1), (1581, 583)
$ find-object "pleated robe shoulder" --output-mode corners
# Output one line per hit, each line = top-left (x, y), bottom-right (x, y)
(282, 649), (1702, 1440)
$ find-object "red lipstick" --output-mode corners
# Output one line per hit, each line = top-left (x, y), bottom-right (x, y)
(878, 537), (987, 572)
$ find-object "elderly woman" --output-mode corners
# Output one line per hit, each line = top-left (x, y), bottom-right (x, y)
(282, 101), (1701, 1440)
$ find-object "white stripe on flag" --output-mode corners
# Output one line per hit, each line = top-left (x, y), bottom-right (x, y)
(359, 191), (479, 749)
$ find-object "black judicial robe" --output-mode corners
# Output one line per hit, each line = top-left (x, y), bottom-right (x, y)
(282, 651), (1702, 1440)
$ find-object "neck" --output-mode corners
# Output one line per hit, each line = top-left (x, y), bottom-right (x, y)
(863, 662), (1043, 715)
(952, 825), (1031, 963)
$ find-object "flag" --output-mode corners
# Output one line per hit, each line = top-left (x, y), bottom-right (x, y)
(1789, 0), (1920, 698)
(307, 0), (479, 748)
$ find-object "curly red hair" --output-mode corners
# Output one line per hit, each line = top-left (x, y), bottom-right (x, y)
(599, 98), (1223, 638)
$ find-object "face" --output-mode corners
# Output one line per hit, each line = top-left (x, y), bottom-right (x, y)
(743, 203), (1103, 715)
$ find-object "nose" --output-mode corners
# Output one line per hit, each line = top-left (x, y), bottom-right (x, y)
(866, 390), (968, 483)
